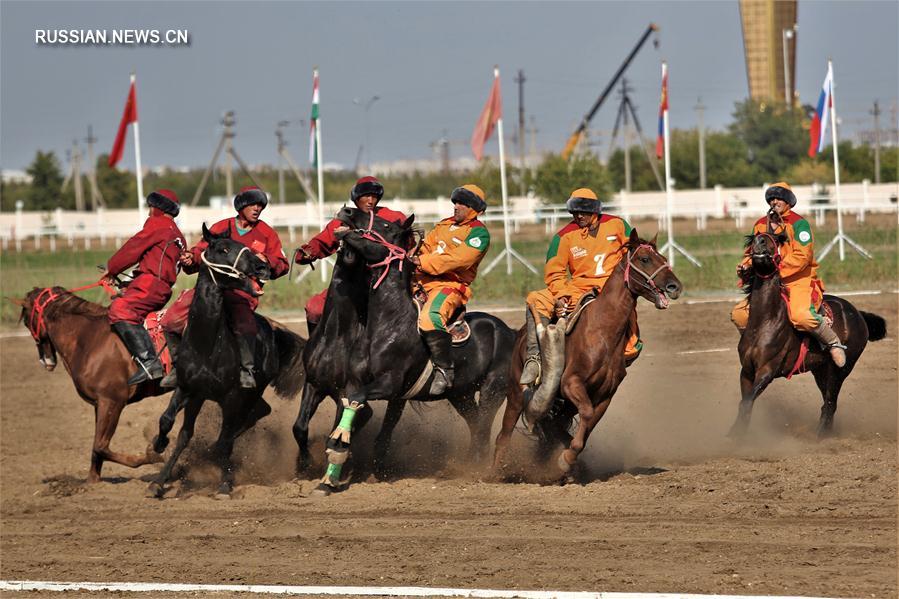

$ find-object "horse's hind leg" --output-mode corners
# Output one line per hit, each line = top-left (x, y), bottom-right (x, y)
(147, 396), (202, 498)
(89, 395), (161, 483)
(154, 389), (186, 454)
(813, 368), (845, 438)
(492, 382), (525, 474)
(373, 397), (406, 479)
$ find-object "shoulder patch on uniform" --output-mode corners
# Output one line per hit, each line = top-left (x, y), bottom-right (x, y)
(545, 234), (562, 262)
(793, 218), (813, 245)
(621, 217), (633, 236)
(465, 226), (490, 250)
(557, 222), (580, 237)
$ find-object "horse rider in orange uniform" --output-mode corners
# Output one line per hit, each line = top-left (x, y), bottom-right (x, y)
(160, 186), (290, 389)
(520, 188), (641, 385)
(409, 184), (491, 395)
(294, 176), (407, 336)
(104, 189), (186, 385)
(730, 182), (847, 367)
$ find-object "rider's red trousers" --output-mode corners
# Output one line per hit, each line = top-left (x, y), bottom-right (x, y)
(107, 274), (173, 325)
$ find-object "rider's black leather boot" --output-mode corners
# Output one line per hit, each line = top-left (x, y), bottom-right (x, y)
(423, 329), (454, 395)
(159, 331), (181, 389)
(111, 322), (164, 385)
(237, 333), (257, 389)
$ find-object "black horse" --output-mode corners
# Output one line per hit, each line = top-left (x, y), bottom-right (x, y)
(147, 224), (305, 498)
(730, 229), (886, 437)
(297, 208), (515, 494)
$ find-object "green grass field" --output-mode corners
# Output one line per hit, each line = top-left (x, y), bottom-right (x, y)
(2, 213), (895, 327)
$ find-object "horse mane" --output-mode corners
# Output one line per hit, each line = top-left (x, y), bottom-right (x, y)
(42, 287), (108, 320)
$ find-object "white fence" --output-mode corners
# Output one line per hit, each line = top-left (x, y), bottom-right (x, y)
(1, 181), (896, 252)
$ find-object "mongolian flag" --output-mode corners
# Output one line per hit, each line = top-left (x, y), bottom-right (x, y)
(309, 69), (320, 166)
(108, 79), (137, 167)
(655, 62), (668, 160)
(808, 63), (833, 157)
(471, 70), (503, 161)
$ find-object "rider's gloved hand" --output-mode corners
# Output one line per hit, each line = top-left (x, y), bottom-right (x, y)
(294, 246), (315, 265)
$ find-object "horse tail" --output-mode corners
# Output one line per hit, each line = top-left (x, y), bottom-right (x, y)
(271, 326), (307, 399)
(860, 311), (887, 342)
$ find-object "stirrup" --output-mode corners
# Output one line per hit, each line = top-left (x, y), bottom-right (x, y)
(159, 368), (178, 389)
(429, 367), (452, 395)
(239, 368), (256, 389)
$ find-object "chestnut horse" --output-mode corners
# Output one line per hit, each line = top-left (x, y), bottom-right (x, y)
(730, 230), (886, 437)
(493, 230), (683, 481)
(16, 286), (169, 482)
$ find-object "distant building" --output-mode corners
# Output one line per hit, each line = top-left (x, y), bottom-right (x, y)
(1, 169), (33, 184)
(739, 0), (798, 106)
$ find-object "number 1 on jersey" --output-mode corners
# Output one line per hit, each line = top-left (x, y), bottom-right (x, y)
(594, 253), (606, 276)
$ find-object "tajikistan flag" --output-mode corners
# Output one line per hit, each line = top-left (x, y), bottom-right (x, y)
(309, 68), (320, 166)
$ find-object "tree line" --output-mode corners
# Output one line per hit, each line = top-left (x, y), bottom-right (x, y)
(3, 99), (895, 212)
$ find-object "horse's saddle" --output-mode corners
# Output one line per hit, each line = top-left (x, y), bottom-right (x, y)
(413, 289), (470, 345)
(554, 289), (599, 335)
(144, 310), (173, 374)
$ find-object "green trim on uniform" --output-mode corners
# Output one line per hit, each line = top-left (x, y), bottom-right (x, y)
(429, 291), (450, 331)
(809, 302), (823, 324)
(465, 226), (490, 251)
(545, 234), (562, 262)
(793, 218), (813, 246)
(621, 218), (633, 237)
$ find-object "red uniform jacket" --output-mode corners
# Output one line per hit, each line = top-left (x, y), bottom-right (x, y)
(107, 215), (186, 285)
(301, 206), (407, 260)
(187, 217), (290, 279)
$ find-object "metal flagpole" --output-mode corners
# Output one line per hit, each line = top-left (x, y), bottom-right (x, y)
(657, 62), (700, 267)
(130, 73), (145, 223)
(482, 66), (537, 276)
(818, 60), (871, 261)
(314, 68), (329, 281)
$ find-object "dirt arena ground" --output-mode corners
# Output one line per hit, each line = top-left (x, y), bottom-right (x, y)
(1, 293), (896, 597)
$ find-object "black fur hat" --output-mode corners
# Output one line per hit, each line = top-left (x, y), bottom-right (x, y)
(234, 186), (269, 212)
(450, 185), (487, 213)
(146, 189), (180, 217)
(765, 182), (796, 207)
(351, 176), (385, 204)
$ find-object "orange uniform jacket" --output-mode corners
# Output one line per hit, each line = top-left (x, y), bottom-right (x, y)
(740, 209), (819, 286)
(545, 215), (633, 300)
(417, 216), (491, 295)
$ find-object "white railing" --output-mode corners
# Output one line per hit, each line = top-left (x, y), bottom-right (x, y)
(1, 181), (896, 252)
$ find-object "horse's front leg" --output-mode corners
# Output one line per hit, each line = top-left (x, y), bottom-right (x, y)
(146, 395), (203, 499)
(154, 388), (186, 454)
(492, 382), (524, 476)
(557, 375), (604, 482)
(211, 394), (271, 497)
(89, 395), (161, 483)
(728, 367), (775, 438)
(292, 382), (327, 475)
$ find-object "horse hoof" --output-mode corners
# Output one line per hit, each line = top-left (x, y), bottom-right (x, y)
(215, 483), (233, 499)
(311, 483), (334, 497)
(145, 482), (165, 499)
(152, 436), (169, 454)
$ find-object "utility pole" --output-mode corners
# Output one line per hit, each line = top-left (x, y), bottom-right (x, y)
(695, 97), (707, 189)
(515, 69), (526, 196)
(276, 121), (288, 204)
(84, 124), (105, 210)
(191, 111), (262, 207)
(62, 140), (86, 211)
(871, 100), (881, 184)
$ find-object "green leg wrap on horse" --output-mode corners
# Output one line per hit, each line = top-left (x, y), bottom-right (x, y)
(322, 447), (349, 487)
(328, 400), (360, 445)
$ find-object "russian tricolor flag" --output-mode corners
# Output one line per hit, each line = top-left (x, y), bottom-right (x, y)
(656, 62), (668, 160)
(808, 63), (834, 157)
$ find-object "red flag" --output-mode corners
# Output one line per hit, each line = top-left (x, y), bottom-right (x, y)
(109, 80), (138, 167)
(655, 63), (668, 160)
(471, 72), (502, 161)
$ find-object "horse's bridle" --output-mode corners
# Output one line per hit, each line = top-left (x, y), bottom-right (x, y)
(200, 245), (254, 287)
(26, 288), (61, 342)
(347, 210), (409, 290)
(623, 243), (671, 296)
(750, 232), (782, 279)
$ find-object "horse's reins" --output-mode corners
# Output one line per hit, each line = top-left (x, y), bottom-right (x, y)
(200, 245), (253, 287)
(350, 210), (409, 290)
(26, 280), (117, 342)
(623, 243), (671, 296)
(750, 231), (782, 279)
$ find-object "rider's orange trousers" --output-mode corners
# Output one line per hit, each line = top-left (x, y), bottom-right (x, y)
(730, 277), (824, 332)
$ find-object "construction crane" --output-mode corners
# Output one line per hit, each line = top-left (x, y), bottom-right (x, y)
(561, 23), (660, 160)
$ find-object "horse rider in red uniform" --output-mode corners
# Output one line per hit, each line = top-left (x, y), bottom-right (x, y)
(731, 181), (847, 367)
(520, 188), (641, 385)
(160, 186), (290, 389)
(294, 176), (407, 335)
(409, 184), (491, 395)
(104, 189), (186, 385)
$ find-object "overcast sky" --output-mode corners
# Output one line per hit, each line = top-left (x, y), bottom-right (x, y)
(1, 0), (897, 172)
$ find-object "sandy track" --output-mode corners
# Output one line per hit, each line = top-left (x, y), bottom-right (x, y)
(1, 294), (896, 597)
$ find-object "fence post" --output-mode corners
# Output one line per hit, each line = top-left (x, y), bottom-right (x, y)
(860, 179), (869, 223)
(97, 207), (107, 246)
(14, 200), (23, 252)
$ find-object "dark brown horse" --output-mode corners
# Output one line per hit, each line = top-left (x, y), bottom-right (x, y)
(16, 286), (168, 482)
(493, 230), (683, 481)
(729, 231), (886, 437)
